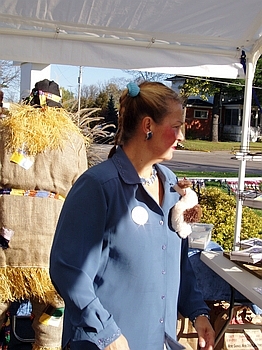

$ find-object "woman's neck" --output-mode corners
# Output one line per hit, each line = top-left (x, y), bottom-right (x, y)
(122, 143), (155, 178)
(122, 143), (164, 206)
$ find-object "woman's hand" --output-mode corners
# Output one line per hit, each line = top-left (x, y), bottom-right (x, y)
(104, 334), (130, 350)
(194, 315), (215, 350)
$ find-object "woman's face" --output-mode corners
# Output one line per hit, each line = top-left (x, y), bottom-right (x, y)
(151, 101), (184, 162)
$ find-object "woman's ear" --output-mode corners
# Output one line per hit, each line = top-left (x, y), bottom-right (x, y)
(142, 116), (152, 134)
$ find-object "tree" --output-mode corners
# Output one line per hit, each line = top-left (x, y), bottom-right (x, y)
(104, 95), (118, 133)
(212, 92), (221, 142)
(124, 70), (172, 84)
(178, 56), (262, 141)
(59, 87), (77, 111)
(180, 77), (243, 141)
(94, 91), (108, 110)
(81, 84), (100, 100)
(252, 56), (262, 107)
(0, 60), (20, 102)
(61, 87), (75, 103)
(105, 82), (122, 110)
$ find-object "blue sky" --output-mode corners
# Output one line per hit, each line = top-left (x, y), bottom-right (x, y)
(51, 64), (134, 93)
(4, 63), (171, 102)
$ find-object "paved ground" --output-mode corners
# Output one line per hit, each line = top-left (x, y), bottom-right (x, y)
(93, 144), (262, 176)
(163, 150), (262, 175)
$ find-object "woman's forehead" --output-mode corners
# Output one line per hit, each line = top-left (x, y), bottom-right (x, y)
(167, 102), (184, 120)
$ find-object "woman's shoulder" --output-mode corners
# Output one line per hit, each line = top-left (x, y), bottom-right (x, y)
(66, 159), (118, 200)
(81, 158), (118, 184)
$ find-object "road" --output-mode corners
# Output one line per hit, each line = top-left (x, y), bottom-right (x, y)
(162, 150), (262, 175)
(93, 144), (262, 176)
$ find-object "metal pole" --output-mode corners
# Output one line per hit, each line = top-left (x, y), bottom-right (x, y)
(77, 66), (82, 125)
(233, 60), (254, 249)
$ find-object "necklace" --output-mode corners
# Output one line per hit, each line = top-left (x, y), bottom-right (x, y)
(139, 166), (157, 186)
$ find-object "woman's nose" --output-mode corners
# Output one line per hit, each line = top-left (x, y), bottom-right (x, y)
(176, 128), (185, 142)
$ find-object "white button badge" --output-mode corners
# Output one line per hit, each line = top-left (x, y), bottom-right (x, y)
(131, 206), (149, 225)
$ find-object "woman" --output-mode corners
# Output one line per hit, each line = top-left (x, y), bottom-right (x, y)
(50, 81), (215, 350)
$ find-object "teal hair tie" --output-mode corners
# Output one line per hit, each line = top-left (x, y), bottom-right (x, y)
(127, 82), (140, 97)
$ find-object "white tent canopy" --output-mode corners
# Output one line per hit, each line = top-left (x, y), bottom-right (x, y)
(0, 0), (261, 78)
(0, 0), (262, 247)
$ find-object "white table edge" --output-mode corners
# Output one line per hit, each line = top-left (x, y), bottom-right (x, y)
(200, 250), (262, 309)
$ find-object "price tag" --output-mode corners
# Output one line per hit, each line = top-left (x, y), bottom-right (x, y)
(10, 151), (34, 169)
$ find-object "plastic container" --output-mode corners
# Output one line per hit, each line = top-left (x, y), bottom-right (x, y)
(188, 223), (214, 249)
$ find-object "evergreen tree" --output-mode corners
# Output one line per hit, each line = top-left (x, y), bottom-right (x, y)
(104, 94), (118, 133)
(95, 91), (108, 110)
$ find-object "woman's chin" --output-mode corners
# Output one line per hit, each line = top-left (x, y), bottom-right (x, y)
(162, 150), (174, 161)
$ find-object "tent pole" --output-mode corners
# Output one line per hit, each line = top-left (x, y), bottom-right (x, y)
(233, 59), (255, 250)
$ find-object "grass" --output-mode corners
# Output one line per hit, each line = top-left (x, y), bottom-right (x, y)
(180, 139), (262, 153)
(174, 170), (261, 178)
(254, 209), (262, 217)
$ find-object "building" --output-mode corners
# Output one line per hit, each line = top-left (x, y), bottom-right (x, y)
(168, 76), (262, 142)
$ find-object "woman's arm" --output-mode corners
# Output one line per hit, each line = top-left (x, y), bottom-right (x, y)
(178, 239), (215, 349)
(50, 172), (121, 348)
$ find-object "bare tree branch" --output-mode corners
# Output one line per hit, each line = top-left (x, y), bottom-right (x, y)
(0, 60), (20, 102)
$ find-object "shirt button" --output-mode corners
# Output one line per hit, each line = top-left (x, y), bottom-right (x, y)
(159, 318), (164, 323)
(161, 295), (165, 299)
(162, 270), (166, 275)
(162, 244), (166, 250)
(159, 220), (164, 225)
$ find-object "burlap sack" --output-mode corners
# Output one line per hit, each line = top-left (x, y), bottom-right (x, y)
(31, 293), (64, 350)
(0, 133), (87, 198)
(0, 195), (63, 267)
(0, 195), (64, 302)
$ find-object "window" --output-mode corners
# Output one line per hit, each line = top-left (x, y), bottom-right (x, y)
(225, 108), (241, 126)
(194, 110), (208, 119)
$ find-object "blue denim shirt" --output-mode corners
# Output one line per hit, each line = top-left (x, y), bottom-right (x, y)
(50, 146), (209, 349)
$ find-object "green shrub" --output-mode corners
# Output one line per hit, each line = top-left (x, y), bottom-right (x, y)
(199, 187), (262, 251)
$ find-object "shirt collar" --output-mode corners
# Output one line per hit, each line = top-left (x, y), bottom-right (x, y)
(112, 146), (141, 185)
(111, 146), (175, 188)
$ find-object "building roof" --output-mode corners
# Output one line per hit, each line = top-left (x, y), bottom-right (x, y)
(186, 98), (213, 107)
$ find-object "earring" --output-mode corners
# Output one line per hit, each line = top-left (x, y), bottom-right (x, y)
(146, 131), (153, 140)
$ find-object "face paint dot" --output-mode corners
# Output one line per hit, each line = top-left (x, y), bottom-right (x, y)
(131, 206), (149, 225)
